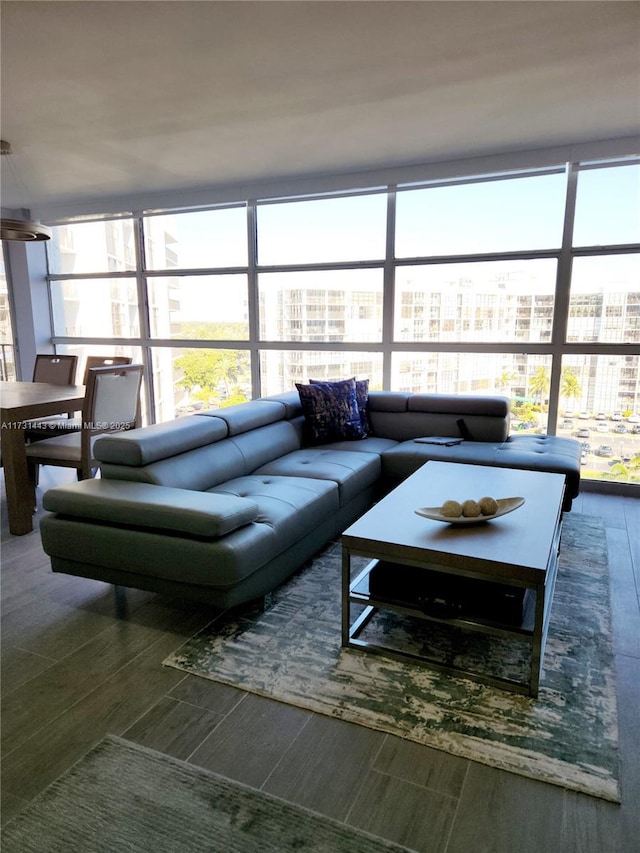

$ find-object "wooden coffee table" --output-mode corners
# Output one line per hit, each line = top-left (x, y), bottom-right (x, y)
(341, 461), (565, 697)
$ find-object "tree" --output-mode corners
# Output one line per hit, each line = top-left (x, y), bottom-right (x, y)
(498, 370), (518, 391)
(609, 463), (629, 479)
(175, 349), (219, 393)
(528, 366), (550, 407)
(560, 367), (582, 411)
(174, 348), (250, 403)
(629, 454), (640, 472)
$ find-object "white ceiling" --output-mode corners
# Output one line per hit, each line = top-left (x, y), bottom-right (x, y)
(1, 1), (639, 218)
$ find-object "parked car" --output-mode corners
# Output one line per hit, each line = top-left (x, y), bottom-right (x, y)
(627, 414), (639, 424)
(614, 423), (627, 433)
(596, 445), (614, 457)
(578, 411), (590, 420)
(597, 422), (608, 433)
(577, 428), (590, 438)
(561, 418), (573, 429)
(596, 412), (606, 420)
(633, 425), (640, 435)
(610, 412), (623, 421)
(581, 441), (591, 451)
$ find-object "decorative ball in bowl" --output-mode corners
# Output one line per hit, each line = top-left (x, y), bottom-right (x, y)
(415, 496), (525, 525)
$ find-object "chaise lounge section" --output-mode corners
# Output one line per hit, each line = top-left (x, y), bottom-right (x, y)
(39, 389), (581, 610)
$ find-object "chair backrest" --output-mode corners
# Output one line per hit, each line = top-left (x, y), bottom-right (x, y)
(83, 355), (132, 383)
(32, 354), (78, 385)
(82, 365), (144, 439)
(24, 364), (145, 481)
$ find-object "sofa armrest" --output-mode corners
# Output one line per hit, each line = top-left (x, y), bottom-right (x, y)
(42, 479), (258, 539)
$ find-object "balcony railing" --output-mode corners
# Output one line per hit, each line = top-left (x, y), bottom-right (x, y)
(0, 343), (16, 380)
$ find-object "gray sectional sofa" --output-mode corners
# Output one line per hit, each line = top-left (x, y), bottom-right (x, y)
(39, 390), (581, 610)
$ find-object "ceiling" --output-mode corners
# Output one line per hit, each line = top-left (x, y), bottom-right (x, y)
(1, 1), (639, 219)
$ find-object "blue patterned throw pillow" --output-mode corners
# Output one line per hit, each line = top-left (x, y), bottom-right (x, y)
(296, 378), (367, 443)
(310, 377), (371, 435)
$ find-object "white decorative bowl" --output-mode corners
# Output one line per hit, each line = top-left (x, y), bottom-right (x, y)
(415, 497), (525, 525)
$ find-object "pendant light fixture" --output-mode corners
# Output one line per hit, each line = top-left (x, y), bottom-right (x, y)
(0, 140), (51, 241)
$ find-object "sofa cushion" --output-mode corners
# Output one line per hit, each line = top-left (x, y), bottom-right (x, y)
(210, 475), (339, 553)
(380, 433), (581, 505)
(296, 378), (366, 443)
(494, 434), (581, 500)
(317, 436), (398, 455)
(42, 479), (259, 539)
(254, 448), (381, 505)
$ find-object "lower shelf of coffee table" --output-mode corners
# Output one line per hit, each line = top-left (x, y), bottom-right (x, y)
(345, 559), (544, 696)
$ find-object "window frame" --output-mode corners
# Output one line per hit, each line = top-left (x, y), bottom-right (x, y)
(43, 158), (640, 484)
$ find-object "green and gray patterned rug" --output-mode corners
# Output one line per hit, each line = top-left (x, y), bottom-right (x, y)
(165, 513), (620, 802)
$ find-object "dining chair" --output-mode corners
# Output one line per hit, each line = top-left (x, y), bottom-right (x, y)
(25, 363), (144, 482)
(82, 355), (132, 382)
(23, 354), (80, 444)
(32, 354), (78, 385)
(25, 355), (132, 442)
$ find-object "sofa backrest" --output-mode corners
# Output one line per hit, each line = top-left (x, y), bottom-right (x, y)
(367, 392), (510, 442)
(94, 390), (510, 489)
(95, 415), (227, 467)
(96, 400), (303, 491)
(255, 389), (510, 443)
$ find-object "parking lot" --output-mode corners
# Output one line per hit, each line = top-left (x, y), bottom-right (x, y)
(556, 413), (639, 478)
(511, 412), (640, 481)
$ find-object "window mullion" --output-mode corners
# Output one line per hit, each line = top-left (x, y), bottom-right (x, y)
(382, 187), (396, 389)
(135, 214), (156, 423)
(547, 163), (578, 432)
(247, 201), (260, 397)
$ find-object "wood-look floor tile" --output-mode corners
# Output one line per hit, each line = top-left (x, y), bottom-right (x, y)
(581, 494), (628, 530)
(0, 634), (189, 802)
(445, 763), (564, 853)
(189, 692), (311, 789)
(347, 768), (457, 853)
(607, 528), (640, 658)
(123, 695), (225, 760)
(1, 646), (55, 694)
(263, 712), (385, 822)
(168, 673), (246, 716)
(560, 792), (624, 853)
(1, 619), (169, 753)
(373, 734), (468, 798)
(1, 595), (118, 662)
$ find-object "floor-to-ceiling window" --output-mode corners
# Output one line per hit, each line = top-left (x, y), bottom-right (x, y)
(44, 156), (640, 484)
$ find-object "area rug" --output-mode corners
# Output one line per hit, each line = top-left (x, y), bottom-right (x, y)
(165, 513), (620, 803)
(2, 735), (411, 852)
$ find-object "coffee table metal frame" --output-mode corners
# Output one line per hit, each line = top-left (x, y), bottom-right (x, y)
(341, 462), (565, 697)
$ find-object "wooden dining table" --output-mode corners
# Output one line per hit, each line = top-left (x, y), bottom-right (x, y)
(1, 381), (86, 535)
